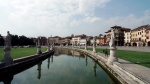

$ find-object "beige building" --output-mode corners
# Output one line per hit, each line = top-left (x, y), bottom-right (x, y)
(105, 26), (131, 46)
(48, 36), (61, 45)
(105, 30), (111, 45)
(124, 30), (131, 46)
(131, 25), (150, 46)
(71, 34), (86, 45)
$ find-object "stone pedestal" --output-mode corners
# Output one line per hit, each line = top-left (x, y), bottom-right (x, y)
(50, 44), (53, 50)
(85, 44), (87, 50)
(107, 47), (118, 65)
(2, 46), (13, 65)
(72, 42), (74, 49)
(93, 45), (96, 53)
(146, 43), (148, 47)
(47, 46), (50, 52)
(37, 46), (42, 54)
(79, 44), (81, 49)
(93, 37), (96, 53)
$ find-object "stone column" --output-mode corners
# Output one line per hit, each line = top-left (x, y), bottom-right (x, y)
(37, 37), (42, 54)
(93, 37), (96, 53)
(2, 31), (13, 65)
(47, 39), (50, 52)
(50, 41), (54, 50)
(137, 42), (139, 47)
(107, 29), (118, 65)
(146, 42), (148, 47)
(72, 41), (74, 49)
(85, 39), (87, 50)
(79, 41), (81, 48)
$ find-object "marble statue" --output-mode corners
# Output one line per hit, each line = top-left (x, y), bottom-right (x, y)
(107, 29), (118, 65)
(109, 29), (115, 47)
(2, 31), (13, 65)
(37, 37), (42, 54)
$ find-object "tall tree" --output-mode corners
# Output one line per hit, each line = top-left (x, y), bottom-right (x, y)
(11, 35), (19, 46)
(0, 34), (4, 46)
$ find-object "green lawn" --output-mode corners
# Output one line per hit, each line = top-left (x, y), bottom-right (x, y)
(87, 48), (150, 68)
(0, 47), (47, 61)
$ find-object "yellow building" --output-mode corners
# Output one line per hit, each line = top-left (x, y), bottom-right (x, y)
(131, 25), (149, 46)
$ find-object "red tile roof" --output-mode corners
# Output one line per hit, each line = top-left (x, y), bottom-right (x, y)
(131, 24), (150, 31)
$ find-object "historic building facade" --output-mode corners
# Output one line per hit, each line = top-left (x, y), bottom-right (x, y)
(124, 29), (131, 46)
(105, 26), (131, 46)
(71, 34), (86, 45)
(131, 25), (150, 46)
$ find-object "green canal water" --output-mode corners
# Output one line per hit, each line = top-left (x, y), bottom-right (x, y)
(0, 50), (116, 84)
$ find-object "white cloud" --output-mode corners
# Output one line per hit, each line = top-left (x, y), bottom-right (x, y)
(0, 0), (150, 37)
(78, 0), (110, 16)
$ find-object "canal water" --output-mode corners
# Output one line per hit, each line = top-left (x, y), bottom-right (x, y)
(0, 49), (116, 84)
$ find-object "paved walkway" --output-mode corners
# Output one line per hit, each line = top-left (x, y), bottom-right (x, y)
(77, 46), (150, 52)
(80, 49), (150, 84)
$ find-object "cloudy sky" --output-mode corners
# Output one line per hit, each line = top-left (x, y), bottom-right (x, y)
(0, 0), (150, 37)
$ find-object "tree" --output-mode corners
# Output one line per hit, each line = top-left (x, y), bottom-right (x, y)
(11, 35), (19, 46)
(99, 34), (103, 37)
(0, 34), (4, 46)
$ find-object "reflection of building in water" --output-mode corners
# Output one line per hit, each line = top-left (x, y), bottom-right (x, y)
(1, 74), (14, 84)
(54, 48), (85, 58)
(54, 48), (72, 56)
(54, 48), (61, 56)
(37, 62), (42, 79)
(47, 57), (50, 69)
(93, 61), (97, 77)
(71, 50), (81, 56)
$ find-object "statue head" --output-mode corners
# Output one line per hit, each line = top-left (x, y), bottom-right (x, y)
(7, 31), (9, 34)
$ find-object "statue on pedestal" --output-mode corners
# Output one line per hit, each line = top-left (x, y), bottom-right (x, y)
(37, 37), (42, 54)
(85, 39), (87, 50)
(107, 29), (118, 65)
(47, 39), (50, 52)
(93, 37), (96, 53)
(2, 31), (13, 65)
(109, 29), (115, 48)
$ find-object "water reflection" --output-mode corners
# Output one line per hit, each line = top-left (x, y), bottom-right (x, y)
(93, 61), (97, 77)
(37, 62), (42, 79)
(54, 48), (84, 58)
(1, 74), (14, 84)
(47, 57), (50, 69)
(85, 54), (88, 66)
(51, 55), (53, 63)
(0, 48), (116, 84)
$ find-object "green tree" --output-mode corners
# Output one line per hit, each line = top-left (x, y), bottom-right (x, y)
(0, 34), (4, 46)
(99, 34), (103, 37)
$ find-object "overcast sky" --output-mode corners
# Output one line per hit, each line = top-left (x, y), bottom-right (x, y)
(0, 0), (150, 37)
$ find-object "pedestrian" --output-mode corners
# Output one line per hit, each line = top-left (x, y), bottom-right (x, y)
(105, 48), (108, 56)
